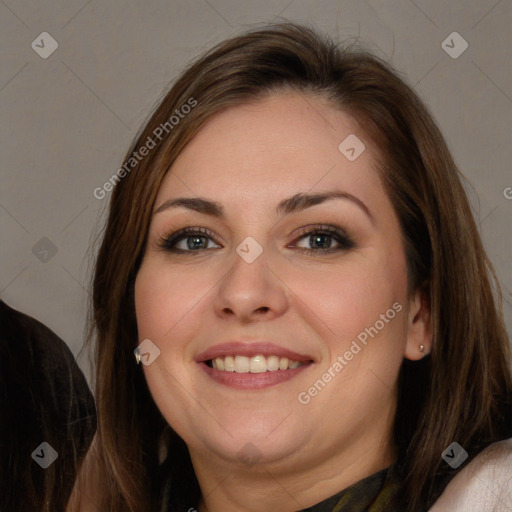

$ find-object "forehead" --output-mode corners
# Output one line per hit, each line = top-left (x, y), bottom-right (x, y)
(157, 91), (383, 209)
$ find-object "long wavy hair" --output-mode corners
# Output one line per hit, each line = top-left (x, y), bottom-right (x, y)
(84, 21), (512, 511)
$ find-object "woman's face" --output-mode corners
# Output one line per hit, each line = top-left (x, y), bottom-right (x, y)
(135, 91), (427, 474)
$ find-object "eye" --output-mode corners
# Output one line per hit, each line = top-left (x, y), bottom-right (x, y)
(158, 227), (221, 254)
(157, 224), (355, 255)
(290, 224), (355, 254)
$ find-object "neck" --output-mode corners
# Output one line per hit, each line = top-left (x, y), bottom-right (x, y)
(191, 428), (396, 512)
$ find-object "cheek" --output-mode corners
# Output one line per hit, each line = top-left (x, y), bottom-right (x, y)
(135, 260), (209, 436)
(301, 245), (408, 345)
(134, 258), (211, 342)
(300, 245), (408, 400)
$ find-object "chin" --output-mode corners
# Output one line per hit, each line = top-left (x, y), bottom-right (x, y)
(192, 415), (309, 467)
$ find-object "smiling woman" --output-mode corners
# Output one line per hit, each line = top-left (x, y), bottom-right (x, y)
(72, 22), (512, 512)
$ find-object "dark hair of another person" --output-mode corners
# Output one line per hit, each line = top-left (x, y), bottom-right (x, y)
(0, 300), (97, 511)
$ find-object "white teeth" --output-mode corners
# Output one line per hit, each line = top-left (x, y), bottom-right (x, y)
(234, 355), (250, 373)
(208, 354), (307, 373)
(267, 355), (279, 371)
(224, 356), (235, 372)
(249, 355), (267, 373)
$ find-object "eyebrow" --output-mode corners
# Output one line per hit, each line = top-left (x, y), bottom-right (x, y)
(153, 190), (375, 225)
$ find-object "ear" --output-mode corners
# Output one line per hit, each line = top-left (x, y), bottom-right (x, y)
(404, 282), (433, 361)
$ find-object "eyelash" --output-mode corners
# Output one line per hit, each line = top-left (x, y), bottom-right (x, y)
(157, 224), (355, 256)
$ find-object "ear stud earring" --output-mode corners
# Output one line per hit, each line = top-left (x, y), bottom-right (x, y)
(419, 344), (425, 353)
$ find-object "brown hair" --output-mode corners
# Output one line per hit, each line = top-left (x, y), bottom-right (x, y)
(85, 21), (512, 511)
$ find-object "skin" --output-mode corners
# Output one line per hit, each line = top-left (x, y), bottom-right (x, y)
(134, 90), (432, 512)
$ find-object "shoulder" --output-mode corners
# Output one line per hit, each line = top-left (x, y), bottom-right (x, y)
(428, 438), (512, 511)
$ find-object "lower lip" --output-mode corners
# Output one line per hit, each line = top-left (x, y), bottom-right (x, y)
(198, 362), (312, 389)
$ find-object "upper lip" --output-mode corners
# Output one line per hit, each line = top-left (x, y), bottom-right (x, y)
(195, 341), (314, 363)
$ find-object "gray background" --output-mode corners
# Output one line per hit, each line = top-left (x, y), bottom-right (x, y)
(1, 0), (511, 384)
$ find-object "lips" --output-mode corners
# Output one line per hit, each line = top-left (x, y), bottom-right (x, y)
(195, 341), (314, 389)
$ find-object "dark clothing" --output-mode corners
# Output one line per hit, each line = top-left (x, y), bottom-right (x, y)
(0, 300), (97, 512)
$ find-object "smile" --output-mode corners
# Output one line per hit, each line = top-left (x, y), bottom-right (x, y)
(196, 341), (314, 389)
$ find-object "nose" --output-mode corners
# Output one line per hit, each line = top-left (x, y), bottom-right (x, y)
(213, 247), (289, 323)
